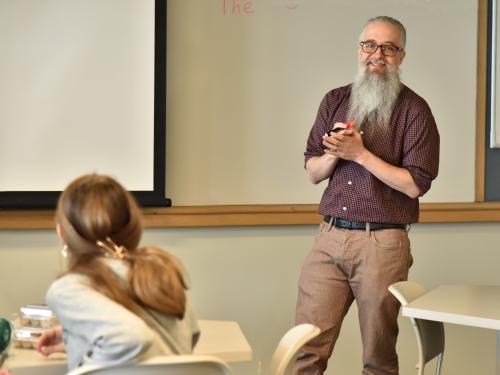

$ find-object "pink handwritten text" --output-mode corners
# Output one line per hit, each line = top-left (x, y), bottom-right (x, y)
(222, 0), (254, 16)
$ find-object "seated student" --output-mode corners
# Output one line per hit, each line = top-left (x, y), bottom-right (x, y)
(35, 173), (200, 371)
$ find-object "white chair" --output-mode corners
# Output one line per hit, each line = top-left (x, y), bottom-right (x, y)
(269, 323), (321, 375)
(388, 281), (444, 375)
(66, 354), (232, 375)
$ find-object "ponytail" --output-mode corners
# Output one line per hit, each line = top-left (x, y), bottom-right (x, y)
(127, 247), (187, 319)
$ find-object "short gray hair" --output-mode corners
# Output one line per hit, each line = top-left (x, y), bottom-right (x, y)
(359, 16), (406, 50)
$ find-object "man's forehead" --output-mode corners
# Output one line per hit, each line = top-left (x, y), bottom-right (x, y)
(362, 22), (401, 43)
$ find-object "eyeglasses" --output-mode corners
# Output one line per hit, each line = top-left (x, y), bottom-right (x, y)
(360, 41), (402, 57)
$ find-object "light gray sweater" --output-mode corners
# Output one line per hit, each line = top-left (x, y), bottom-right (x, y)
(46, 258), (200, 371)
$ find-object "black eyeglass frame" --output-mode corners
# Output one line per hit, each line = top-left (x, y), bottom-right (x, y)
(359, 41), (403, 57)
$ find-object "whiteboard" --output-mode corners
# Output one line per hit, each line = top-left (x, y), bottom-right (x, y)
(166, 0), (477, 205)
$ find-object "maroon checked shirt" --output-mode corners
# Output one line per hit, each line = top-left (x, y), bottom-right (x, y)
(304, 84), (440, 224)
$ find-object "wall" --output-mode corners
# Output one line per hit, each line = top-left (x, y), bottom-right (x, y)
(1, 223), (499, 374)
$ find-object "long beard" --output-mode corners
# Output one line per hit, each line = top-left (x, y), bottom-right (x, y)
(348, 60), (401, 132)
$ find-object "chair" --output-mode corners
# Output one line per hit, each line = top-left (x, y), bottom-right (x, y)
(66, 354), (232, 375)
(388, 281), (444, 375)
(269, 323), (321, 375)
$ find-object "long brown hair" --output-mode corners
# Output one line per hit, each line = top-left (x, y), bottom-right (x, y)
(56, 174), (186, 319)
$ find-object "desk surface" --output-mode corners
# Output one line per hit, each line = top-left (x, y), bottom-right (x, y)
(4, 319), (252, 374)
(402, 285), (500, 330)
(194, 319), (252, 362)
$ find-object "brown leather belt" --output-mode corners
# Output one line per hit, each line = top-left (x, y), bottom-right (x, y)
(323, 216), (406, 231)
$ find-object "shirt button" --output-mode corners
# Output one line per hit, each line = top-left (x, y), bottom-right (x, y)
(342, 207), (347, 211)
(347, 181), (352, 185)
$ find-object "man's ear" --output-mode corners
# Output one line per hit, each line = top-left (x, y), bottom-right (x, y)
(399, 50), (406, 64)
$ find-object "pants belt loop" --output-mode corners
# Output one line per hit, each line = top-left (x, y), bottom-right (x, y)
(328, 216), (334, 230)
(365, 222), (371, 235)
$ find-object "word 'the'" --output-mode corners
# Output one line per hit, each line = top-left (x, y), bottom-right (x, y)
(222, 0), (254, 16)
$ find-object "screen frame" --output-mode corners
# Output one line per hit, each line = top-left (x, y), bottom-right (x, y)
(0, 0), (170, 209)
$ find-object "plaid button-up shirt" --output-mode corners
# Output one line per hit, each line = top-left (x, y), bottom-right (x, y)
(305, 84), (439, 224)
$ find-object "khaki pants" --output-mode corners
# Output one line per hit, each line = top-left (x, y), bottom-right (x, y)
(294, 222), (412, 375)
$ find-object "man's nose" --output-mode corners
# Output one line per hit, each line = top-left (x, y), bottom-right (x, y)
(372, 46), (384, 58)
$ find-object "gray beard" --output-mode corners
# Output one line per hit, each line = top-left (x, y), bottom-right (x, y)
(348, 62), (401, 132)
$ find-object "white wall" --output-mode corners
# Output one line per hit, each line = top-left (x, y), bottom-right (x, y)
(1, 222), (499, 374)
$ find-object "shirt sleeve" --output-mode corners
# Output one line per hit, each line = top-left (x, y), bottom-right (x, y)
(304, 92), (333, 167)
(402, 100), (440, 196)
(304, 87), (351, 167)
(47, 274), (156, 369)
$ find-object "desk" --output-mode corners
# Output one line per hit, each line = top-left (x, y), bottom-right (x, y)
(194, 320), (252, 362)
(3, 320), (252, 375)
(402, 285), (500, 375)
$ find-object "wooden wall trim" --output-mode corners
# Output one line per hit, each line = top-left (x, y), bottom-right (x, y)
(2, 203), (500, 229)
(476, 0), (487, 202)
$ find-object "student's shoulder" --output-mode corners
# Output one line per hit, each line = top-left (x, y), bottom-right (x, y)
(47, 273), (91, 298)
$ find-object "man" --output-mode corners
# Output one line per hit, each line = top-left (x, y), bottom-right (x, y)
(294, 16), (439, 375)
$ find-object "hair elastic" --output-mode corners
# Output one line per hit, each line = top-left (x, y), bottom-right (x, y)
(96, 237), (127, 259)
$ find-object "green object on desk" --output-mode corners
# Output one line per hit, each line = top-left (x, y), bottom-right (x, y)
(0, 317), (12, 353)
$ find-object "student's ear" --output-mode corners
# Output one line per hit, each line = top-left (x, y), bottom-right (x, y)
(56, 223), (64, 242)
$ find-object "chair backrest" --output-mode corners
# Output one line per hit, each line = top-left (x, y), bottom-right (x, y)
(269, 323), (321, 375)
(0, 317), (12, 354)
(388, 281), (428, 305)
(66, 354), (232, 375)
(389, 281), (445, 369)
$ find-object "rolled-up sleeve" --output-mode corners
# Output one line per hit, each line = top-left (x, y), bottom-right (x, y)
(304, 93), (331, 166)
(402, 101), (440, 196)
(304, 86), (352, 168)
